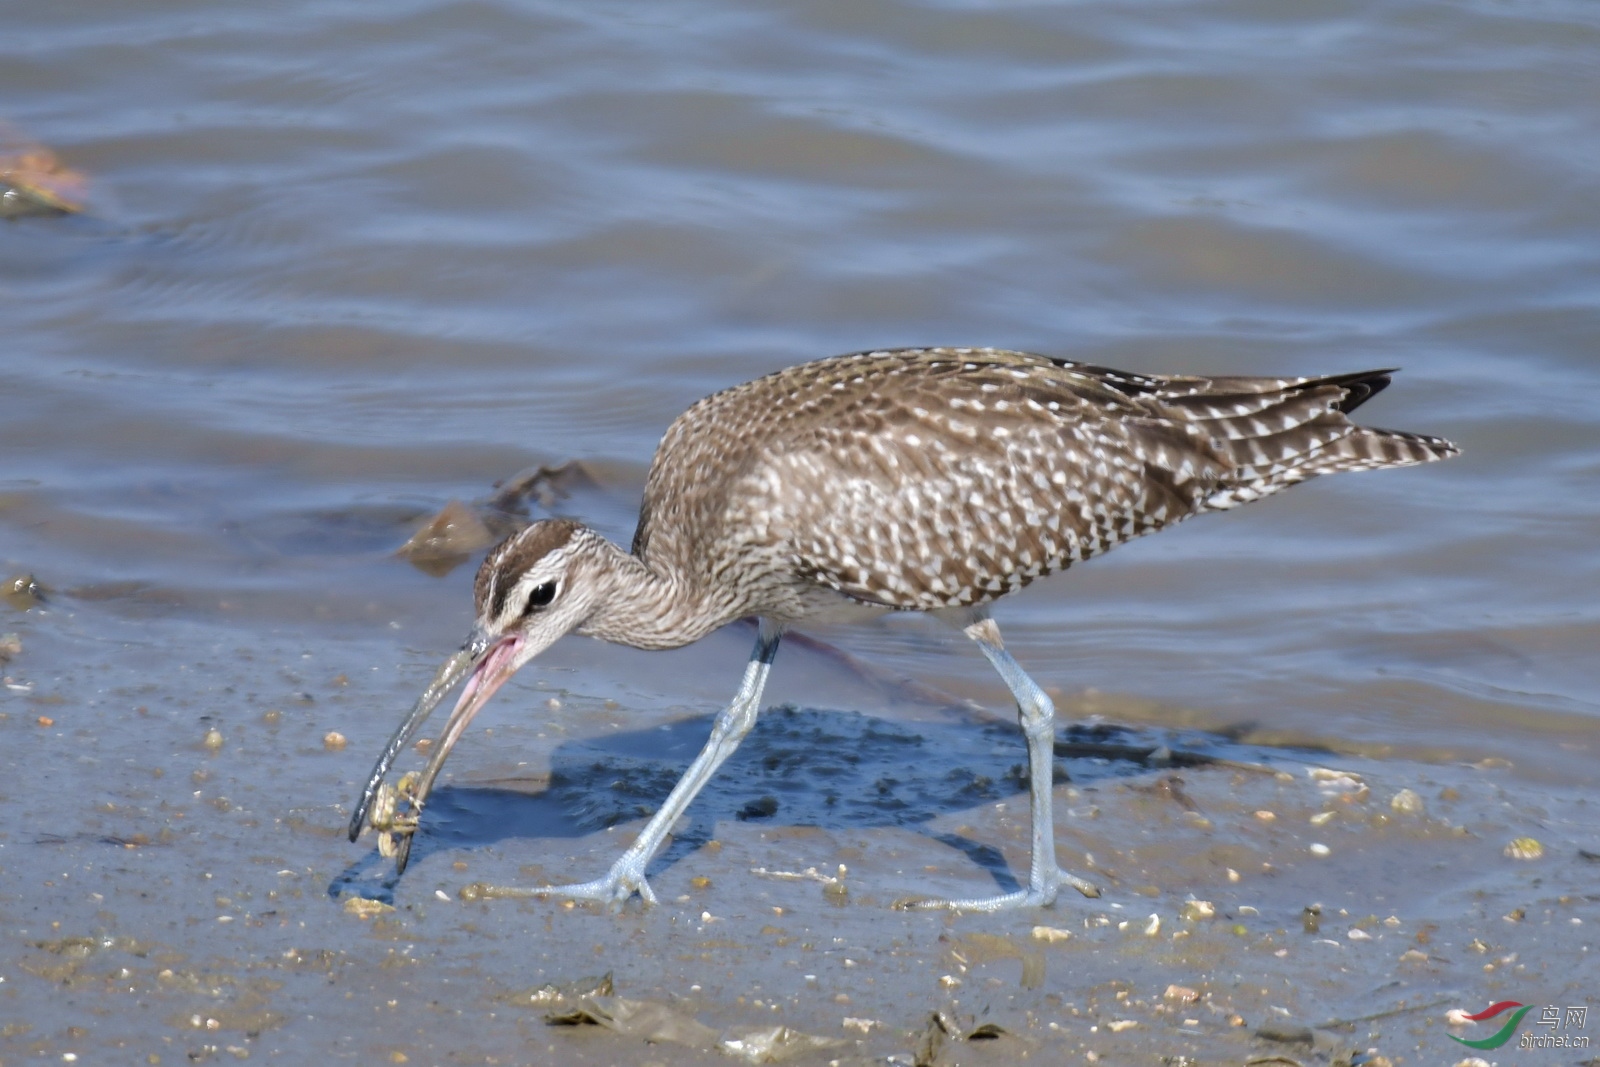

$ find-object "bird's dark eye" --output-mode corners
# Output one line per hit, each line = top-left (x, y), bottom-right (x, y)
(524, 581), (558, 613)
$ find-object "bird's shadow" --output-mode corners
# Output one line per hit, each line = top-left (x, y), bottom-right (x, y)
(330, 707), (1238, 904)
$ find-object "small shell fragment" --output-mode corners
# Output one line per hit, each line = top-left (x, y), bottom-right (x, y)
(1504, 837), (1543, 861)
(203, 729), (224, 750)
(1389, 788), (1424, 815)
(342, 895), (394, 919)
(1180, 900), (1216, 921)
(323, 731), (347, 750)
(1309, 767), (1367, 798)
(1309, 843), (1332, 857)
(1031, 925), (1073, 943)
(1164, 984), (1199, 1003)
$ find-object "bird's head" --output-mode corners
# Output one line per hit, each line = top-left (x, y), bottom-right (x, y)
(348, 518), (607, 859)
(470, 516), (607, 667)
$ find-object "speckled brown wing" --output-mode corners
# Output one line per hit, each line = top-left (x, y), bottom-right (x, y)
(703, 349), (1237, 611)
(632, 348), (1457, 618)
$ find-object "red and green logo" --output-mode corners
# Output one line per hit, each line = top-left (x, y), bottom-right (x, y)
(1448, 1001), (1533, 1049)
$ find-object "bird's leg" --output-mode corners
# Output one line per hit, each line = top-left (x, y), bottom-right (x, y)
(904, 615), (1099, 911)
(470, 619), (784, 909)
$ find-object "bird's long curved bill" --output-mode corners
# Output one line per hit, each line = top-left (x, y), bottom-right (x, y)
(347, 647), (476, 842)
(347, 634), (524, 873)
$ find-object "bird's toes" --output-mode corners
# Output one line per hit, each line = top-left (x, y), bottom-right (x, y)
(1054, 868), (1100, 899)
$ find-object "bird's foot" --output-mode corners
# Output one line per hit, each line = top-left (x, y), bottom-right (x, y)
(459, 852), (657, 909)
(894, 867), (1099, 912)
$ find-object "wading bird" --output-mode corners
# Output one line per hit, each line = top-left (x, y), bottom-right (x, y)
(349, 347), (1455, 910)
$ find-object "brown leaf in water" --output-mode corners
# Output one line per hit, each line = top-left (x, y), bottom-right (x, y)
(0, 124), (87, 217)
(397, 500), (497, 575)
(487, 460), (602, 514)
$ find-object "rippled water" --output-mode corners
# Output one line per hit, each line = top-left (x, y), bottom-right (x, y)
(3, 0), (1597, 1059)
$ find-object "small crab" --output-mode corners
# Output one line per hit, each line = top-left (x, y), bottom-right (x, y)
(371, 772), (422, 858)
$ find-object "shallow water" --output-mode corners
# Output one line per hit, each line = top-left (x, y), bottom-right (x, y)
(3, 0), (1598, 1062)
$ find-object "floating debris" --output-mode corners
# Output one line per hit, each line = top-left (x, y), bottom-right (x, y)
(0, 125), (87, 218)
(4, 574), (45, 610)
(1504, 837), (1543, 861)
(487, 460), (603, 514)
(398, 463), (605, 576)
(397, 501), (498, 575)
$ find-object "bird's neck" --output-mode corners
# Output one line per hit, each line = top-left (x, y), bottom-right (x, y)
(575, 537), (724, 651)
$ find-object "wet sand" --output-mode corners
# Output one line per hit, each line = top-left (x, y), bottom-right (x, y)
(1, 602), (1594, 1064)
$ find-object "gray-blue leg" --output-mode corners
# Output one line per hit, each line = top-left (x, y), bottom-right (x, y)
(910, 616), (1099, 911)
(474, 619), (783, 908)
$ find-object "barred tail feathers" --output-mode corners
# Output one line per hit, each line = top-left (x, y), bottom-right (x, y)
(1174, 369), (1457, 512)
